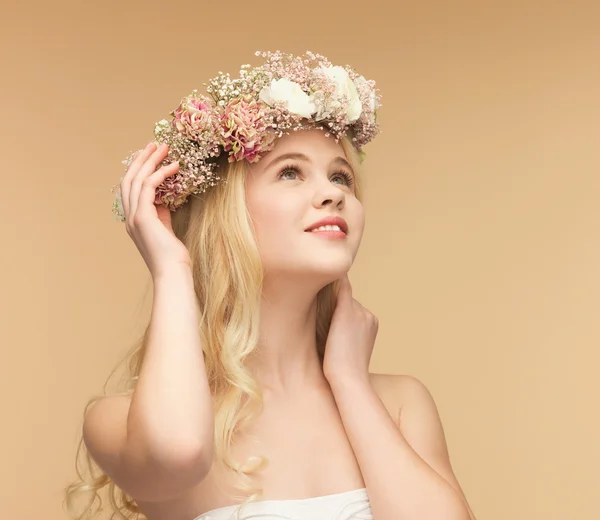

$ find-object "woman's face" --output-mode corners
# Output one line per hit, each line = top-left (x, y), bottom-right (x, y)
(245, 128), (365, 284)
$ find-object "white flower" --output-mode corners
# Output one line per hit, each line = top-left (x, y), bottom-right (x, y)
(259, 78), (316, 119)
(354, 75), (378, 123)
(315, 65), (363, 122)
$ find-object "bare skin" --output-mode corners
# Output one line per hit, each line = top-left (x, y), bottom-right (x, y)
(107, 129), (405, 519)
(137, 373), (404, 520)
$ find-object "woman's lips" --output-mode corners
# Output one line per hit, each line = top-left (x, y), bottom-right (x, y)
(305, 229), (347, 239)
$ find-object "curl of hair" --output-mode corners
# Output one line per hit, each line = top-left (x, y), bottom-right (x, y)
(63, 134), (365, 519)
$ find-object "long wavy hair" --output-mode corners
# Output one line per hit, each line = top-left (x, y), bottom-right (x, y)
(63, 134), (366, 519)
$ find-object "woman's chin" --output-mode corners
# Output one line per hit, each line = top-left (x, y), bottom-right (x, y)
(308, 261), (353, 283)
(262, 255), (354, 284)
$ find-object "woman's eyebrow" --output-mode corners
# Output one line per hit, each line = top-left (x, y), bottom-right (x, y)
(264, 152), (310, 170)
(263, 152), (353, 173)
(332, 156), (354, 173)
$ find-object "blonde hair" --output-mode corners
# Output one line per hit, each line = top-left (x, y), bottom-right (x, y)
(64, 135), (366, 519)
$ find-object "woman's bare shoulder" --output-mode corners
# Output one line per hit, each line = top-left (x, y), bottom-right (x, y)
(368, 371), (413, 391)
(367, 372), (414, 426)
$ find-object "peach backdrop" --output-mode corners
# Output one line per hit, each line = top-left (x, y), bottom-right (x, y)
(1, 1), (598, 519)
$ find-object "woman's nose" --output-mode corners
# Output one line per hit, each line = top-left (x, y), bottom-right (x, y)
(312, 179), (345, 208)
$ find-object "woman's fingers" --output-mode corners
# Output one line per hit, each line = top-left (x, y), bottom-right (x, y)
(136, 160), (181, 218)
(120, 141), (157, 218)
(129, 143), (169, 218)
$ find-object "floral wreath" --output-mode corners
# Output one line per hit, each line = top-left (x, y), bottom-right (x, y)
(111, 50), (382, 222)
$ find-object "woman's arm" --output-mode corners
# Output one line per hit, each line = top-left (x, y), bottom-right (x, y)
(328, 374), (476, 520)
(83, 265), (214, 501)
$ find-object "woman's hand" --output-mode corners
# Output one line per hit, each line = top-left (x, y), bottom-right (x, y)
(119, 142), (191, 279)
(323, 274), (378, 384)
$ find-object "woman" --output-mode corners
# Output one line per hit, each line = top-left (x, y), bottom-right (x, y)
(64, 51), (476, 520)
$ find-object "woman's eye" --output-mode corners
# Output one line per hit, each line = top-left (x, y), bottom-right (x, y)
(332, 171), (355, 187)
(278, 165), (301, 181)
(279, 167), (299, 180)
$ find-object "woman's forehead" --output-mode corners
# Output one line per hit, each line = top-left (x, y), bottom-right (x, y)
(257, 129), (346, 164)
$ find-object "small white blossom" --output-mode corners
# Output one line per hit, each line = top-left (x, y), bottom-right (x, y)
(259, 78), (316, 119)
(354, 75), (378, 123)
(314, 65), (363, 122)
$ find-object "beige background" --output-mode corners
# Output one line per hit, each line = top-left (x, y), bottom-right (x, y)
(1, 0), (598, 518)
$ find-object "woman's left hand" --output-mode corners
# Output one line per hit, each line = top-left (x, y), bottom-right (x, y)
(323, 274), (379, 384)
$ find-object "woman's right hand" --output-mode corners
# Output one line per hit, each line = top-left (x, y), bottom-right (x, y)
(119, 141), (192, 279)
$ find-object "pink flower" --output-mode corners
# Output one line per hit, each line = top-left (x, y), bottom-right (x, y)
(220, 96), (276, 163)
(171, 93), (218, 139)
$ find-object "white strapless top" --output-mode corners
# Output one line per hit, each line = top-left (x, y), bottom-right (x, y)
(191, 487), (373, 520)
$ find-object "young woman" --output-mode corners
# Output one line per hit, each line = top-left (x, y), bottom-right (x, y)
(64, 51), (476, 520)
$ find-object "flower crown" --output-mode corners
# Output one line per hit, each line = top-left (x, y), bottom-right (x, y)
(111, 50), (382, 222)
